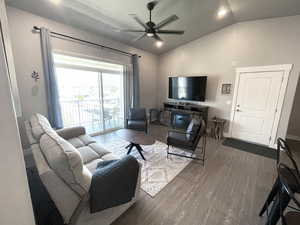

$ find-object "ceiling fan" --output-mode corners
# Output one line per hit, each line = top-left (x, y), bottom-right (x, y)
(121, 1), (184, 42)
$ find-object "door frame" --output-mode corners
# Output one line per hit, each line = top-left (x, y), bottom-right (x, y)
(229, 64), (293, 148)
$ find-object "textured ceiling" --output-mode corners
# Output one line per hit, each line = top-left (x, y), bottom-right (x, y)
(5, 0), (300, 54)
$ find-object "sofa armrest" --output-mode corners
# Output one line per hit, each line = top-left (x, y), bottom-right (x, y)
(89, 156), (140, 213)
(56, 126), (86, 140)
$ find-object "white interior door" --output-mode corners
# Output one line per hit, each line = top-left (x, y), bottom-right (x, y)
(231, 71), (284, 145)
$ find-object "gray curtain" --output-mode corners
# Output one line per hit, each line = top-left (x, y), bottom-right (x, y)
(131, 54), (140, 108)
(124, 65), (133, 127)
(40, 28), (63, 129)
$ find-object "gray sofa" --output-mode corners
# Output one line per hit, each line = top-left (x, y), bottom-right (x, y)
(25, 113), (141, 225)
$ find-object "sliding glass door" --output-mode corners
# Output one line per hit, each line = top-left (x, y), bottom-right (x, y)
(102, 72), (124, 130)
(54, 54), (125, 135)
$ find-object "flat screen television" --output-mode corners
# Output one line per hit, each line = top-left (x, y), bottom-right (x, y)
(168, 76), (207, 101)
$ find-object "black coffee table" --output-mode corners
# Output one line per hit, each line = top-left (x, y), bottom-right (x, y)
(116, 129), (155, 160)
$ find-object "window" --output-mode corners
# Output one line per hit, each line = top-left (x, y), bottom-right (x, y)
(54, 53), (125, 134)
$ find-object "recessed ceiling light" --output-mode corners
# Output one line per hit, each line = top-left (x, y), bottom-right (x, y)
(50, 0), (61, 5)
(156, 41), (163, 48)
(217, 7), (228, 19)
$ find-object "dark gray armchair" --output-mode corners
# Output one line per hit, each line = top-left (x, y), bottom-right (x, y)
(167, 118), (206, 164)
(126, 108), (148, 133)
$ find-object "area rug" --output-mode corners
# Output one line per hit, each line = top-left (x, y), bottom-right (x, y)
(102, 139), (192, 197)
(223, 138), (276, 159)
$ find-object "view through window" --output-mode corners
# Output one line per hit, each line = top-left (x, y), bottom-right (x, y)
(54, 53), (125, 134)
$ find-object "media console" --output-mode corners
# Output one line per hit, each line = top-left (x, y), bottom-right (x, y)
(163, 102), (209, 129)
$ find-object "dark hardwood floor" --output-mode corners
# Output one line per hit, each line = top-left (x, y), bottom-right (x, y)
(95, 125), (300, 225)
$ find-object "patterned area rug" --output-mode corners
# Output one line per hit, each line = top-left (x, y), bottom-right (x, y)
(102, 139), (192, 197)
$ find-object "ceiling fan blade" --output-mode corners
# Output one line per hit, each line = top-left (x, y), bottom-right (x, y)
(157, 30), (184, 35)
(153, 33), (163, 42)
(154, 15), (179, 29)
(129, 14), (149, 29)
(133, 33), (147, 42)
(121, 29), (145, 33)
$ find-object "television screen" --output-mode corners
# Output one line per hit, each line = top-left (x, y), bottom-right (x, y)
(168, 76), (207, 101)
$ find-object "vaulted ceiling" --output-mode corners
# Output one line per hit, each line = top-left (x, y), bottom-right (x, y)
(6, 0), (300, 54)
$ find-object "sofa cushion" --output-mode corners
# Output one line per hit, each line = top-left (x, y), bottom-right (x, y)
(101, 153), (120, 161)
(56, 126), (86, 140)
(85, 159), (104, 174)
(68, 135), (96, 148)
(77, 146), (100, 164)
(39, 129), (92, 196)
(84, 153), (119, 174)
(68, 137), (86, 148)
(88, 143), (110, 157)
(30, 114), (53, 140)
(78, 134), (96, 145)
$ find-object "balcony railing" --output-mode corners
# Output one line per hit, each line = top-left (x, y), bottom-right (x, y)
(60, 99), (124, 134)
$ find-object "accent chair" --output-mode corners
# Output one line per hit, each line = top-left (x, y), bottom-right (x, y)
(126, 108), (148, 133)
(167, 118), (206, 164)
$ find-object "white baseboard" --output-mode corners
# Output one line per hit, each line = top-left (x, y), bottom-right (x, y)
(286, 134), (300, 141)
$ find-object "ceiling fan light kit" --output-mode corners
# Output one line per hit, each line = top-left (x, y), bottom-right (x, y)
(155, 41), (163, 48)
(217, 7), (228, 19)
(122, 1), (184, 46)
(147, 33), (154, 37)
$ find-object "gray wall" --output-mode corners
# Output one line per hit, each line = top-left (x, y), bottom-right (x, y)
(288, 81), (300, 137)
(0, 1), (35, 224)
(7, 6), (159, 148)
(157, 15), (300, 139)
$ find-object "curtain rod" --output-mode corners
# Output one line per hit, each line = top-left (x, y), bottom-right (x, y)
(33, 26), (141, 58)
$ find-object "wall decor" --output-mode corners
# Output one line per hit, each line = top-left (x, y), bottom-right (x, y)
(31, 71), (40, 82)
(221, 83), (231, 94)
